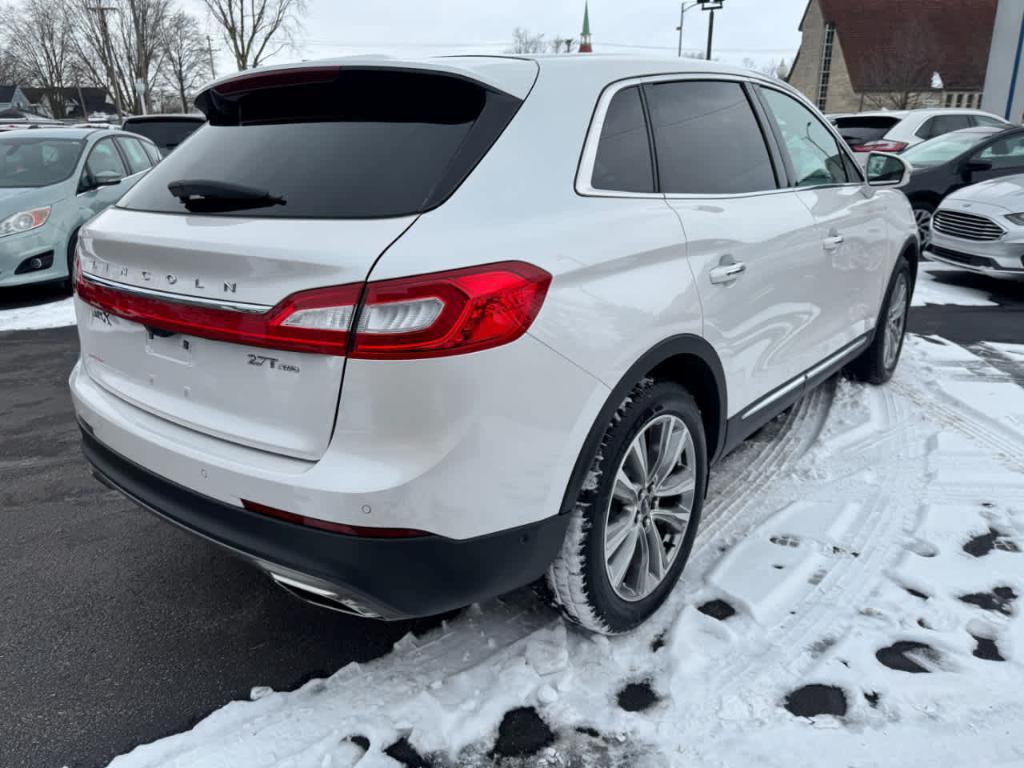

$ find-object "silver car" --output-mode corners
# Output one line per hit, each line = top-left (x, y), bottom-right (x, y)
(0, 127), (159, 289)
(929, 175), (1024, 277)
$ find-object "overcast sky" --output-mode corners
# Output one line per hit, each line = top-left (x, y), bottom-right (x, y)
(186, 0), (809, 73)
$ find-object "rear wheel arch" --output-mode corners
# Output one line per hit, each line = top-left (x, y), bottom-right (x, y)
(558, 335), (727, 517)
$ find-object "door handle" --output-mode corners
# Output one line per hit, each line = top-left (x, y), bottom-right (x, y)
(823, 235), (845, 251)
(709, 262), (746, 285)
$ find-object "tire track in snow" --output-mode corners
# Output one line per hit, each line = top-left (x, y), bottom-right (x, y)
(892, 379), (1024, 472)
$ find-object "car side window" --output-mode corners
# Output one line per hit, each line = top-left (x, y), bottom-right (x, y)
(973, 115), (1006, 128)
(976, 133), (1024, 169)
(591, 86), (655, 193)
(141, 140), (162, 165)
(85, 138), (127, 181)
(644, 80), (776, 195)
(917, 114), (972, 140)
(759, 87), (851, 187)
(116, 136), (152, 174)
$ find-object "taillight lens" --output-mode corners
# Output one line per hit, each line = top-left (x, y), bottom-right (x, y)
(351, 261), (551, 359)
(852, 140), (908, 153)
(77, 261), (551, 359)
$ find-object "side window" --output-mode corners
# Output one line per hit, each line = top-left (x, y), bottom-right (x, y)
(974, 115), (1007, 128)
(977, 133), (1024, 169)
(591, 86), (654, 193)
(116, 136), (152, 174)
(645, 80), (776, 195)
(918, 114), (972, 140)
(759, 87), (851, 187)
(142, 140), (162, 165)
(85, 139), (127, 180)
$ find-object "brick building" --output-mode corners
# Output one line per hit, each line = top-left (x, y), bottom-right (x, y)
(788, 0), (999, 114)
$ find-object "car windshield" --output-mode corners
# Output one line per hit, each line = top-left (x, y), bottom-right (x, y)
(903, 131), (995, 168)
(0, 137), (84, 188)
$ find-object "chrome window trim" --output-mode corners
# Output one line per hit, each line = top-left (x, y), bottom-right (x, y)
(575, 72), (865, 201)
(80, 272), (272, 314)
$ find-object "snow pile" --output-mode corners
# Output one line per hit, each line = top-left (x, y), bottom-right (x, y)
(912, 263), (998, 307)
(108, 336), (1024, 768)
(0, 296), (75, 331)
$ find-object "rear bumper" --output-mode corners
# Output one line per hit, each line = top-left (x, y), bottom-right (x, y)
(81, 427), (570, 620)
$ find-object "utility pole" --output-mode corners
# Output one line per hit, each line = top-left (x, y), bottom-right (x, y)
(87, 4), (123, 120)
(706, 8), (715, 60)
(207, 34), (217, 79)
(676, 2), (700, 58)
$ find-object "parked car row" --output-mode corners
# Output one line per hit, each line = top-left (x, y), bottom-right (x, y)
(0, 114), (204, 290)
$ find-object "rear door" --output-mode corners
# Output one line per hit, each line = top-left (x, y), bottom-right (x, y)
(649, 77), (829, 413)
(756, 85), (889, 353)
(75, 65), (530, 460)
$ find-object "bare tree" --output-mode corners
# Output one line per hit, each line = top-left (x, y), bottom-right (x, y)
(742, 57), (789, 80)
(201, 0), (306, 71)
(859, 36), (938, 110)
(71, 0), (173, 115)
(507, 28), (546, 54)
(548, 36), (576, 54)
(0, 46), (26, 85)
(161, 11), (211, 111)
(1, 0), (76, 118)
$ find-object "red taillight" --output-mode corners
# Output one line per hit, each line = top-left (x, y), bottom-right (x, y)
(76, 272), (361, 355)
(241, 499), (429, 538)
(852, 140), (908, 153)
(351, 262), (551, 360)
(76, 261), (551, 359)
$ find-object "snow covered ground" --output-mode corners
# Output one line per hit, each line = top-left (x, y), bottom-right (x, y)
(912, 263), (1000, 307)
(103, 333), (1024, 768)
(0, 294), (75, 331)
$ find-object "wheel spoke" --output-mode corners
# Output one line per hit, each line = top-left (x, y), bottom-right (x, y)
(612, 468), (640, 506)
(605, 515), (635, 555)
(645, 523), (667, 582)
(625, 435), (648, 485)
(634, 530), (651, 596)
(655, 467), (696, 499)
(652, 508), (690, 533)
(607, 525), (639, 588)
(651, 418), (685, 486)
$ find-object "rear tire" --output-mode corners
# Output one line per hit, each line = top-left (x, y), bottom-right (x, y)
(912, 202), (935, 250)
(547, 380), (707, 634)
(64, 229), (80, 293)
(847, 258), (912, 385)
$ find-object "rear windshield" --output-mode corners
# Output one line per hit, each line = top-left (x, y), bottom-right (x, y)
(119, 70), (521, 219)
(902, 130), (993, 168)
(122, 119), (203, 153)
(0, 137), (84, 188)
(833, 116), (900, 145)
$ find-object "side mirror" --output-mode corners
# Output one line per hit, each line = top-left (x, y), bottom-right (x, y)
(866, 152), (911, 188)
(92, 171), (123, 187)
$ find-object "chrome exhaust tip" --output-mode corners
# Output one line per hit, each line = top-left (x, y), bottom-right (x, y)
(267, 572), (381, 619)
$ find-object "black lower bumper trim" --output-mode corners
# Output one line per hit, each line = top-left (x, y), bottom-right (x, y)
(81, 429), (570, 620)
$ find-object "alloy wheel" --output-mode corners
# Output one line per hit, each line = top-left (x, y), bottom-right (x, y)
(914, 208), (933, 247)
(603, 414), (697, 602)
(884, 273), (909, 370)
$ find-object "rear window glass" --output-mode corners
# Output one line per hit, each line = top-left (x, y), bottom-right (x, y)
(119, 70), (521, 219)
(0, 137), (84, 188)
(834, 116), (899, 145)
(591, 86), (654, 193)
(123, 119), (203, 153)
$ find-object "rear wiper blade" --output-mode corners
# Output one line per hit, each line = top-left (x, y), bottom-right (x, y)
(167, 179), (285, 208)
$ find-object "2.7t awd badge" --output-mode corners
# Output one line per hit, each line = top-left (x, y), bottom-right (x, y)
(246, 354), (300, 374)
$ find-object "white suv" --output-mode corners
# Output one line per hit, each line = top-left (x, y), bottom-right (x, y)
(832, 108), (1010, 158)
(71, 56), (918, 633)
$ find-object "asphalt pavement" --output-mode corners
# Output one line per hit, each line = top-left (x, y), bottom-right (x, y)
(0, 269), (1021, 768)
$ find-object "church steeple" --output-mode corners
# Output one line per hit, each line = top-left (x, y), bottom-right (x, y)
(579, 2), (593, 53)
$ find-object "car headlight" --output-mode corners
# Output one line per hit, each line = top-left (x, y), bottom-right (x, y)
(1005, 213), (1024, 226)
(0, 206), (51, 237)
